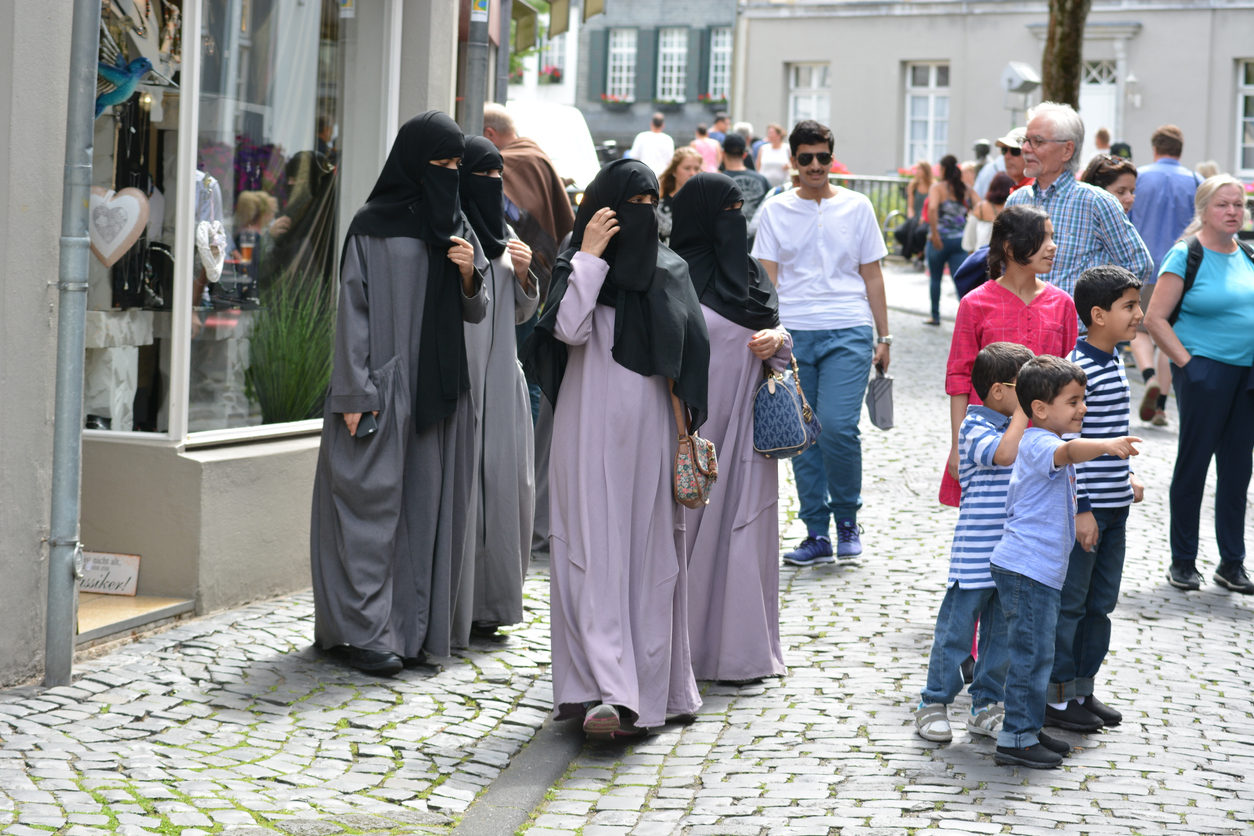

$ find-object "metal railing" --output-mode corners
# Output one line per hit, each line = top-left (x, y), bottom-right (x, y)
(830, 173), (911, 255)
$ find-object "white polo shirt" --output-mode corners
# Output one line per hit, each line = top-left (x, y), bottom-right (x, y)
(752, 187), (887, 330)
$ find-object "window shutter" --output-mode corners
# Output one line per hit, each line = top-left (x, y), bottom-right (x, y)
(635, 27), (656, 103)
(587, 28), (608, 103)
(688, 27), (704, 103)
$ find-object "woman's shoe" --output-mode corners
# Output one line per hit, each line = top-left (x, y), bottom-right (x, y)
(582, 703), (620, 735)
(348, 647), (403, 676)
(924, 318), (941, 326)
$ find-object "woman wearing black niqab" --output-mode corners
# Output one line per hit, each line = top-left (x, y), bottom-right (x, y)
(310, 111), (489, 676)
(521, 158), (709, 739)
(670, 172), (793, 683)
(452, 136), (540, 646)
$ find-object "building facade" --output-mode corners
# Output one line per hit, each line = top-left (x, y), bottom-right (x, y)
(735, 0), (1254, 176)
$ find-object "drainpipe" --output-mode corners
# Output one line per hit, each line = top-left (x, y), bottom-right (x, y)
(494, 0), (511, 105)
(46, 0), (102, 687)
(462, 0), (491, 136)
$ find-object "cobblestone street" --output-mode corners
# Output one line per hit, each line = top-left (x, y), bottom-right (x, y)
(2, 263), (1251, 835)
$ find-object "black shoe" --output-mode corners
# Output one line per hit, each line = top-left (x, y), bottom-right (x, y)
(1037, 730), (1072, 756)
(994, 744), (1062, 769)
(1167, 563), (1202, 590)
(402, 651), (429, 669)
(1214, 563), (1254, 594)
(1082, 695), (1122, 727)
(959, 654), (975, 685)
(348, 647), (403, 676)
(1044, 700), (1103, 732)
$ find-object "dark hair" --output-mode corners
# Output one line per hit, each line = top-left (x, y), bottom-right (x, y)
(651, 112), (665, 129)
(1081, 154), (1137, 191)
(972, 342), (1035, 401)
(1073, 265), (1143, 327)
(1150, 124), (1184, 158)
(987, 205), (1050, 280)
(696, 123), (708, 136)
(984, 172), (1015, 206)
(938, 154), (966, 206)
(788, 120), (834, 155)
(1015, 355), (1087, 415)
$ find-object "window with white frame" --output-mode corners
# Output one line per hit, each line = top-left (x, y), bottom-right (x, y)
(1239, 60), (1254, 175)
(656, 28), (688, 103)
(904, 62), (950, 166)
(538, 31), (565, 83)
(606, 28), (637, 101)
(708, 27), (732, 101)
(788, 63), (830, 127)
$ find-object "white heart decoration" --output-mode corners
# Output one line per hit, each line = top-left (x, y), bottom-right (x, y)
(89, 187), (150, 267)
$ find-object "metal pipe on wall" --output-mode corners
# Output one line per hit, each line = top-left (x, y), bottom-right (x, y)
(46, 0), (102, 686)
(494, 0), (511, 104)
(462, 0), (491, 136)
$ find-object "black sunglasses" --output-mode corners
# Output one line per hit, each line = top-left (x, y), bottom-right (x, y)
(1001, 147), (1022, 157)
(796, 152), (833, 167)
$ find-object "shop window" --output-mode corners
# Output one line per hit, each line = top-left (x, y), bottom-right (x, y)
(788, 63), (830, 128)
(707, 27), (732, 102)
(904, 62), (949, 166)
(655, 28), (688, 103)
(1240, 60), (1254, 176)
(606, 28), (637, 101)
(86, 0), (372, 442)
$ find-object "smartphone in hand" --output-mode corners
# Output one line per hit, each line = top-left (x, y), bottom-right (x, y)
(355, 412), (378, 439)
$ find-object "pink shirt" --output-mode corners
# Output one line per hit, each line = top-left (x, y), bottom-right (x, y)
(945, 280), (1079, 401)
(692, 137), (721, 172)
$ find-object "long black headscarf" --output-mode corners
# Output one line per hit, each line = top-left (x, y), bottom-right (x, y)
(345, 111), (470, 431)
(522, 159), (710, 429)
(460, 136), (509, 259)
(670, 172), (779, 331)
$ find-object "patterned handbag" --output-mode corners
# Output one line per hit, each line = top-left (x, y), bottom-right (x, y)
(752, 356), (821, 459)
(670, 391), (718, 509)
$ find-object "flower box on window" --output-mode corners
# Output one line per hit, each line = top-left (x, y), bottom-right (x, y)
(698, 93), (728, 112)
(539, 65), (563, 85)
(601, 93), (633, 112)
(652, 99), (683, 113)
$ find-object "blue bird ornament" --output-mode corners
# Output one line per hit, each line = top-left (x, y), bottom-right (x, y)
(95, 56), (153, 118)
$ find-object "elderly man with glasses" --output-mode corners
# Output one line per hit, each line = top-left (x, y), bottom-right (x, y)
(1005, 102), (1152, 298)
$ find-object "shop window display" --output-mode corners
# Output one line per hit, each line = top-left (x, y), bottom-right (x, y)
(87, 0), (347, 435)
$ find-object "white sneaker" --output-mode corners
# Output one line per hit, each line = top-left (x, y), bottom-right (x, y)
(914, 702), (952, 743)
(968, 703), (1004, 738)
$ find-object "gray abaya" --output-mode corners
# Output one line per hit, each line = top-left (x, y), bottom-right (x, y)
(454, 249), (539, 643)
(548, 251), (702, 728)
(310, 235), (487, 659)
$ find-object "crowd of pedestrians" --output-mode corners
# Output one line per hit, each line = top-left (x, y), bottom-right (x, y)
(306, 99), (1253, 767)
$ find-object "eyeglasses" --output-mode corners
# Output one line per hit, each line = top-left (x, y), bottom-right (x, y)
(1021, 135), (1070, 149)
(1001, 147), (1022, 157)
(795, 152), (833, 167)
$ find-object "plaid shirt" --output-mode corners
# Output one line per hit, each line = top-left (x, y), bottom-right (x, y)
(1005, 170), (1153, 295)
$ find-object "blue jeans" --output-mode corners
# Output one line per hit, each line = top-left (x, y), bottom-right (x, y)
(921, 582), (1008, 709)
(1049, 506), (1128, 702)
(925, 235), (966, 321)
(789, 326), (874, 533)
(992, 565), (1060, 749)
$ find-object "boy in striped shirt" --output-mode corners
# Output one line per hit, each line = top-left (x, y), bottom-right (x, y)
(916, 342), (1033, 743)
(1045, 266), (1146, 733)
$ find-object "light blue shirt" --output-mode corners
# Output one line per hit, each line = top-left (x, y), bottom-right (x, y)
(1161, 240), (1254, 367)
(990, 428), (1076, 590)
(1129, 158), (1201, 274)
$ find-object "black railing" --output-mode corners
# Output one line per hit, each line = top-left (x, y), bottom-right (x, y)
(830, 174), (911, 254)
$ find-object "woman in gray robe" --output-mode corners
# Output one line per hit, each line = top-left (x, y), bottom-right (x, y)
(454, 137), (540, 643)
(309, 111), (487, 676)
(523, 160), (710, 738)
(671, 173), (792, 683)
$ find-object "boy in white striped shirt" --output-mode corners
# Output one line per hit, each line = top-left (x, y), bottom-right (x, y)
(916, 342), (1033, 743)
(1045, 266), (1146, 733)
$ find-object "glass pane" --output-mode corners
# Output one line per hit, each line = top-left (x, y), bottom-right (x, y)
(815, 94), (830, 125)
(909, 96), (928, 118)
(910, 120), (928, 142)
(934, 95), (949, 120)
(1244, 96), (1254, 118)
(1245, 61), (1254, 86)
(190, 0), (346, 431)
(910, 65), (929, 87)
(1243, 146), (1254, 169)
(936, 65), (949, 87)
(815, 65), (829, 87)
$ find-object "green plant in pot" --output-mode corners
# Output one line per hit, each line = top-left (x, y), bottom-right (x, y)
(245, 270), (335, 423)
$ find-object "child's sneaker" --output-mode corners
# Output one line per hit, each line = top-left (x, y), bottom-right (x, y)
(914, 702), (952, 742)
(783, 536), (834, 566)
(835, 519), (863, 559)
(994, 743), (1062, 769)
(968, 704), (1003, 738)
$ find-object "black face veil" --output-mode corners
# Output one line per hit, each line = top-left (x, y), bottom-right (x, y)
(460, 136), (508, 260)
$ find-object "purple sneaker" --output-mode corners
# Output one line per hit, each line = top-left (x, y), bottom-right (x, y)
(783, 536), (834, 566)
(836, 519), (863, 559)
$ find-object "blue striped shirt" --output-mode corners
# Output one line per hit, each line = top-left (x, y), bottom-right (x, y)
(1005, 170), (1154, 296)
(1067, 340), (1134, 509)
(948, 405), (1013, 589)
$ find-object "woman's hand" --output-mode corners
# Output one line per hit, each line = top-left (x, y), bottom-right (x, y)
(342, 411), (379, 437)
(507, 239), (532, 283)
(930, 231), (942, 249)
(946, 445), (960, 480)
(748, 329), (785, 360)
(447, 236), (475, 282)
(580, 207), (619, 258)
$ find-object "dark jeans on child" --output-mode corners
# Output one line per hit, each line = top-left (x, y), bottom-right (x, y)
(992, 565), (1060, 749)
(921, 583), (1008, 708)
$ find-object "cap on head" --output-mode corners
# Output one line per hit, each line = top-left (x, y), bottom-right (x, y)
(996, 127), (1026, 150)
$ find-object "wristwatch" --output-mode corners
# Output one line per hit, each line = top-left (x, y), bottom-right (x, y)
(877, 335), (893, 345)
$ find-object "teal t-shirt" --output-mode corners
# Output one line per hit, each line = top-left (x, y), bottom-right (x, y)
(1160, 240), (1254, 366)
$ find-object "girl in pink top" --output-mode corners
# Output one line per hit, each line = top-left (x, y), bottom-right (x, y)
(941, 205), (1078, 506)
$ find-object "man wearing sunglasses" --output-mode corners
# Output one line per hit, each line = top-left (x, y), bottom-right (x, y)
(1005, 102), (1152, 298)
(752, 120), (892, 566)
(973, 127), (1032, 199)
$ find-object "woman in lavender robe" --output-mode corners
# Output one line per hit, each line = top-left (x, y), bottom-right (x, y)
(671, 173), (792, 683)
(523, 160), (710, 738)
(309, 112), (487, 676)
(454, 137), (540, 643)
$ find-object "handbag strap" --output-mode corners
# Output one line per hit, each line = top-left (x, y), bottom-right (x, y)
(669, 385), (689, 439)
(788, 356), (815, 422)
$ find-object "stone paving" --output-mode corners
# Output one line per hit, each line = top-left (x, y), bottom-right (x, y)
(1, 261), (1251, 835)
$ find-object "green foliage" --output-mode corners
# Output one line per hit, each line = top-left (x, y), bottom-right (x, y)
(245, 273), (335, 423)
